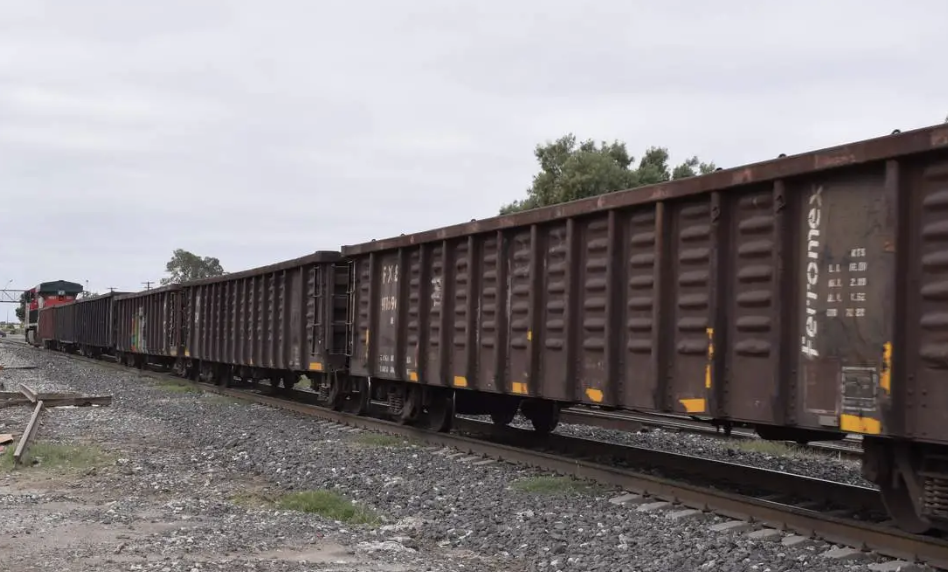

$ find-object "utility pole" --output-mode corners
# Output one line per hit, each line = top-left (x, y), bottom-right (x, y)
(142, 281), (153, 290)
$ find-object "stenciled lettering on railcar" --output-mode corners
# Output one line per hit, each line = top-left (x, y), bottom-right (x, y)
(382, 263), (399, 284)
(430, 276), (443, 309)
(380, 262), (399, 323)
(801, 185), (824, 359)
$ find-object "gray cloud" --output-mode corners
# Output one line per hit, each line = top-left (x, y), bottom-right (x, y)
(2, 0), (946, 295)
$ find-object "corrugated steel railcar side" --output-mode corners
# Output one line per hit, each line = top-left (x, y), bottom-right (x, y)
(74, 292), (126, 354)
(340, 122), (948, 446)
(114, 285), (182, 367)
(53, 302), (77, 345)
(181, 251), (349, 387)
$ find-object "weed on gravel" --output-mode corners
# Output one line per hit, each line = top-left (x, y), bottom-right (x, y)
(156, 381), (201, 393)
(732, 439), (804, 457)
(234, 488), (382, 525)
(1, 440), (112, 472)
(511, 475), (601, 495)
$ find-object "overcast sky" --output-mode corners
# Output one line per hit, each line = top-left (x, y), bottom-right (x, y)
(2, 1), (946, 297)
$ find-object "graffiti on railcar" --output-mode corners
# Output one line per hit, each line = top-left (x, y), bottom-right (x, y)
(131, 306), (147, 353)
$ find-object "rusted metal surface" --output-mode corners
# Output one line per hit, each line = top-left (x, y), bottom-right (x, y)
(36, 292), (126, 350)
(73, 292), (125, 349)
(340, 122), (948, 446)
(114, 285), (182, 356)
(52, 303), (77, 343)
(183, 251), (349, 373)
(36, 306), (57, 342)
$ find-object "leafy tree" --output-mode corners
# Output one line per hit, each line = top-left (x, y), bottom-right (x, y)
(15, 291), (26, 322)
(500, 135), (717, 214)
(78, 290), (99, 299)
(160, 249), (225, 285)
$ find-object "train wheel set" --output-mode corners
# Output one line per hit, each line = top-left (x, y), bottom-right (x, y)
(24, 122), (948, 537)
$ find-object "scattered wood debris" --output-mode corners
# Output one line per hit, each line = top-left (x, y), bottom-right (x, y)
(0, 390), (112, 409)
(6, 383), (112, 468)
(19, 383), (38, 403)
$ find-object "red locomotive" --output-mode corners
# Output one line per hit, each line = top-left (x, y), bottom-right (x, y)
(23, 280), (84, 346)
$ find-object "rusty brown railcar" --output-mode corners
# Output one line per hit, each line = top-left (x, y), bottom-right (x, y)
(36, 305), (65, 348)
(178, 251), (352, 393)
(342, 123), (948, 533)
(114, 285), (183, 368)
(73, 292), (126, 356)
(37, 292), (125, 356)
(52, 302), (76, 347)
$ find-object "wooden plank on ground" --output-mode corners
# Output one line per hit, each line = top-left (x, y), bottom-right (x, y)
(19, 384), (37, 403)
(0, 395), (112, 408)
(46, 395), (112, 407)
(13, 400), (44, 467)
(3, 391), (81, 399)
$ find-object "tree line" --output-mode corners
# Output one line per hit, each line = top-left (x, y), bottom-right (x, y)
(500, 134), (716, 214)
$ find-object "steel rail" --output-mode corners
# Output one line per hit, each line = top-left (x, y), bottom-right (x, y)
(558, 407), (863, 458)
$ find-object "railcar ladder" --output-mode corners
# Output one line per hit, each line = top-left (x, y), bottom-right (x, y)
(343, 261), (355, 358)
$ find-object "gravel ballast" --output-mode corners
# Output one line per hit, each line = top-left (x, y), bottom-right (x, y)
(0, 341), (927, 572)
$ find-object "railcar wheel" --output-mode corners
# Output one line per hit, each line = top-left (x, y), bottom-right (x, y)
(489, 397), (520, 426)
(522, 400), (560, 435)
(424, 391), (454, 433)
(490, 408), (516, 426)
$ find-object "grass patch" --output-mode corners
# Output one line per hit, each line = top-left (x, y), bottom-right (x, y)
(278, 490), (380, 525)
(230, 488), (381, 525)
(157, 381), (200, 393)
(511, 475), (599, 495)
(295, 375), (313, 390)
(1, 441), (112, 472)
(733, 439), (802, 456)
(351, 433), (413, 448)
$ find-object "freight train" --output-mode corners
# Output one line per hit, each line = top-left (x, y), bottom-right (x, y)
(28, 122), (948, 535)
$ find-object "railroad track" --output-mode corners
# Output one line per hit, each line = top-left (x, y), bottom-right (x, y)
(2, 334), (862, 457)
(557, 407), (864, 458)
(2, 338), (947, 568)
